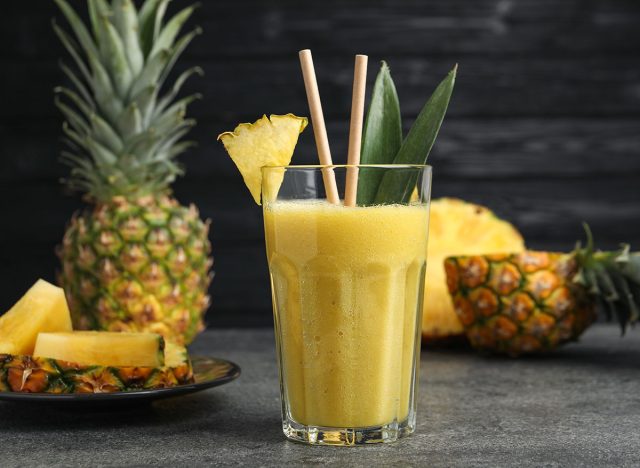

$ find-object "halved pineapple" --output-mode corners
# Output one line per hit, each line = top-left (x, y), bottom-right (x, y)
(0, 279), (72, 355)
(218, 114), (308, 204)
(423, 199), (525, 341)
(33, 331), (165, 367)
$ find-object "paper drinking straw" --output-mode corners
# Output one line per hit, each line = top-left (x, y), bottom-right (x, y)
(344, 54), (368, 207)
(298, 49), (340, 204)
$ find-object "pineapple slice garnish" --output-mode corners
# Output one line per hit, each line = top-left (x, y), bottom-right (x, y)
(218, 114), (308, 205)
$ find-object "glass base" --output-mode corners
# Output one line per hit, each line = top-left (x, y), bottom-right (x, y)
(282, 416), (415, 446)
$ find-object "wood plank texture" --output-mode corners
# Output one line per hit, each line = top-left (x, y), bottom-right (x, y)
(3, 1), (640, 58)
(3, 119), (640, 180)
(2, 57), (640, 119)
(0, 0), (639, 326)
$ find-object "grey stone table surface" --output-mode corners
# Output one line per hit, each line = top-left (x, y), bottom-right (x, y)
(1, 325), (639, 467)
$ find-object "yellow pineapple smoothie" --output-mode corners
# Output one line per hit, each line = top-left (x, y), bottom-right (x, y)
(264, 200), (428, 428)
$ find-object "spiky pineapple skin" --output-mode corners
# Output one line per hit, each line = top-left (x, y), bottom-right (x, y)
(58, 194), (212, 345)
(0, 352), (194, 394)
(445, 251), (596, 356)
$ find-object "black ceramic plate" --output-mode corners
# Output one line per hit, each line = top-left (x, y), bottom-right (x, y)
(0, 356), (240, 407)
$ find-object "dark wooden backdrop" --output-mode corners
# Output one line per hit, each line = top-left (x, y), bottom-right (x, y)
(1, 0), (639, 326)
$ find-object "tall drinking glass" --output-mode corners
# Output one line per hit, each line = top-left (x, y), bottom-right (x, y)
(262, 165), (431, 446)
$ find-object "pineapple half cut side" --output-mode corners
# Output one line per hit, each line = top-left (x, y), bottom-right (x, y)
(423, 199), (525, 342)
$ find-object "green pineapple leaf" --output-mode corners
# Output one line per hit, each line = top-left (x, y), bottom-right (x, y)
(125, 130), (163, 159)
(52, 21), (92, 84)
(132, 85), (159, 126)
(157, 123), (195, 153)
(156, 66), (204, 115)
(609, 270), (639, 326)
(616, 245), (640, 284)
(153, 94), (201, 125)
(86, 138), (118, 167)
(593, 264), (619, 301)
(149, 5), (198, 59)
(87, 0), (109, 36)
(55, 97), (90, 135)
(88, 0), (110, 60)
(159, 27), (203, 85)
(140, 0), (170, 57)
(90, 113), (124, 153)
(152, 0), (171, 41)
(118, 102), (143, 139)
(59, 62), (95, 108)
(55, 87), (93, 118)
(129, 49), (169, 98)
(112, 0), (144, 75)
(102, 18), (133, 98)
(374, 65), (457, 204)
(62, 122), (87, 151)
(54, 0), (100, 58)
(356, 61), (402, 206)
(166, 140), (197, 159)
(577, 225), (640, 332)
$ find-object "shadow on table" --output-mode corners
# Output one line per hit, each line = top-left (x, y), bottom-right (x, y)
(0, 388), (283, 444)
(423, 338), (640, 371)
(521, 345), (640, 371)
(0, 391), (225, 430)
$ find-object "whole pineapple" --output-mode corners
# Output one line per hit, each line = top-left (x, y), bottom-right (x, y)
(445, 227), (639, 355)
(54, 0), (212, 344)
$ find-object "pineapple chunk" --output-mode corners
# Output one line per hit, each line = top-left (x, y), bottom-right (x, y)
(218, 114), (308, 205)
(424, 199), (525, 340)
(33, 331), (165, 367)
(0, 279), (72, 355)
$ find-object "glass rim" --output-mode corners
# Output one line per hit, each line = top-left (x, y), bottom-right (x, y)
(261, 164), (432, 171)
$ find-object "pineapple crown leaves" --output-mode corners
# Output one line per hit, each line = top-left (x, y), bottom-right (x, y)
(573, 223), (640, 332)
(53, 0), (203, 202)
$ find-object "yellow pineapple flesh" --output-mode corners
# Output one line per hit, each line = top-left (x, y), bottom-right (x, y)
(0, 279), (72, 355)
(423, 199), (525, 341)
(218, 114), (308, 205)
(33, 331), (165, 367)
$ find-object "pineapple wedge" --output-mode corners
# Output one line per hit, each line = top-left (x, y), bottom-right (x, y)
(218, 114), (308, 204)
(33, 331), (165, 367)
(0, 279), (72, 355)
